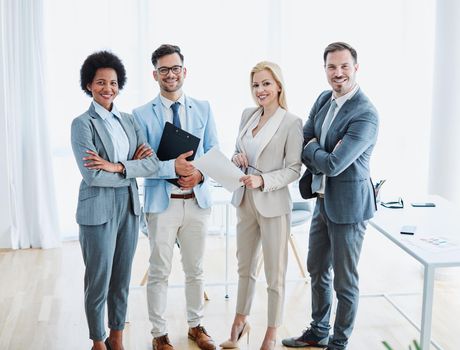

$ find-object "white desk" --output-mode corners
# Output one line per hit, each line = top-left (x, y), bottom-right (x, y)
(369, 195), (460, 350)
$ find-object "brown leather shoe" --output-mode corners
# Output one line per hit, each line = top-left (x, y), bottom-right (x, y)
(188, 325), (216, 350)
(152, 334), (174, 350)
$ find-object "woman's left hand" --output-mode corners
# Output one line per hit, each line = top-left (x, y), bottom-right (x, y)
(240, 175), (264, 189)
(83, 150), (122, 173)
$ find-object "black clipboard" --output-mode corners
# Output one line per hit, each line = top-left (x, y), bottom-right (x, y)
(157, 122), (200, 187)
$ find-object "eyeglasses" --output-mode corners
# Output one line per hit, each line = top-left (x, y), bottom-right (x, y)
(156, 65), (183, 75)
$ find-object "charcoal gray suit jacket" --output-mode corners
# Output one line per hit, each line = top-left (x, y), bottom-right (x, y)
(301, 89), (379, 224)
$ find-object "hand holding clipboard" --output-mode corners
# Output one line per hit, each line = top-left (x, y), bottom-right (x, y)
(175, 150), (195, 177)
(156, 122), (200, 187)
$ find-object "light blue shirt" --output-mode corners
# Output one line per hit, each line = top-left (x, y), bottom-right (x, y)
(92, 101), (129, 163)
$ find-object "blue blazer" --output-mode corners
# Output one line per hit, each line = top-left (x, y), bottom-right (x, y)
(133, 95), (219, 214)
(71, 103), (159, 225)
(301, 89), (379, 224)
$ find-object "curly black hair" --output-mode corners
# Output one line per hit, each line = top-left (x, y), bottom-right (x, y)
(80, 51), (127, 96)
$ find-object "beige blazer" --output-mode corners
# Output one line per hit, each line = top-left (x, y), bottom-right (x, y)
(231, 107), (303, 217)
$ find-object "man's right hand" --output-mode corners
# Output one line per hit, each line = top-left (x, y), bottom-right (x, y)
(175, 150), (195, 176)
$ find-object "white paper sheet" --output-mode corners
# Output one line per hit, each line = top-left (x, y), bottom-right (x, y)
(192, 147), (244, 192)
(403, 235), (460, 253)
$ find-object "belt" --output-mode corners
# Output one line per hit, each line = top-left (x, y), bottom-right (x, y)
(317, 193), (325, 198)
(170, 193), (195, 199)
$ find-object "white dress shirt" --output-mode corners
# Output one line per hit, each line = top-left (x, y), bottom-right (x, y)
(159, 94), (187, 129)
(158, 94), (192, 194)
(242, 108), (278, 175)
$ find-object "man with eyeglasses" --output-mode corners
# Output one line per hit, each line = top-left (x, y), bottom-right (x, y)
(133, 44), (218, 350)
(282, 42), (379, 350)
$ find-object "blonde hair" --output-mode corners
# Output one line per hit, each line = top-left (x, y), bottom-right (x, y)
(250, 61), (288, 110)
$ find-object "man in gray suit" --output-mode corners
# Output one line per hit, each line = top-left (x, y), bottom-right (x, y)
(282, 42), (379, 350)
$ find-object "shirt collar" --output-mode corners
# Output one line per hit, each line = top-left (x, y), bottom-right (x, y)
(159, 94), (185, 109)
(333, 84), (359, 109)
(92, 100), (121, 120)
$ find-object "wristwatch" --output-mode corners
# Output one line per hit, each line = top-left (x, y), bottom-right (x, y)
(120, 163), (126, 177)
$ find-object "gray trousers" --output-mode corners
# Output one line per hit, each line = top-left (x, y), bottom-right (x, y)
(79, 186), (138, 341)
(307, 198), (366, 350)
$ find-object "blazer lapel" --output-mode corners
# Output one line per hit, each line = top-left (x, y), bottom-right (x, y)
(254, 107), (286, 161)
(88, 104), (116, 162)
(236, 107), (262, 154)
(324, 90), (361, 146)
(118, 113), (137, 159)
(184, 96), (205, 133)
(315, 100), (333, 139)
(151, 95), (165, 127)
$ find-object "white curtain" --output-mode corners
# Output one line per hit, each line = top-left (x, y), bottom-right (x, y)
(0, 0), (60, 249)
(429, 0), (460, 206)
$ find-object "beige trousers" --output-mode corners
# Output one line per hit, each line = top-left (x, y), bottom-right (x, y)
(146, 198), (211, 338)
(235, 190), (290, 327)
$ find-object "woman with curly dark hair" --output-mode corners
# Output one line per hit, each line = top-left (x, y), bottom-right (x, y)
(71, 51), (158, 350)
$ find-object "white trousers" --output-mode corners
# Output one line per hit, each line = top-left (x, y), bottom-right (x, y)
(146, 198), (211, 338)
(235, 190), (290, 327)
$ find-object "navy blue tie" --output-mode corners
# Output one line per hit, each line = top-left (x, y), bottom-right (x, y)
(171, 102), (181, 128)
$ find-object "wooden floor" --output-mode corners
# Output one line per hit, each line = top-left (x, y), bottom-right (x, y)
(0, 224), (459, 350)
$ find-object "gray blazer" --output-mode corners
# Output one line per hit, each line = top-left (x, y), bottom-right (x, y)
(301, 89), (379, 224)
(71, 103), (159, 225)
(231, 107), (303, 218)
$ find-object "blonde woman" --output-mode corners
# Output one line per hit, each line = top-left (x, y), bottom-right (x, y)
(220, 62), (303, 350)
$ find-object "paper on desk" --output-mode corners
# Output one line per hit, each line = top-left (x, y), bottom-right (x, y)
(402, 235), (460, 253)
(192, 147), (244, 192)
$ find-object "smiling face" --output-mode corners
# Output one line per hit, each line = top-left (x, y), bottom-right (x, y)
(153, 53), (186, 100)
(87, 68), (118, 110)
(251, 69), (281, 110)
(325, 49), (359, 98)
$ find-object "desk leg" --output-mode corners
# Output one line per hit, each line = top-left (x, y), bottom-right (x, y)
(420, 266), (435, 350)
(225, 203), (230, 299)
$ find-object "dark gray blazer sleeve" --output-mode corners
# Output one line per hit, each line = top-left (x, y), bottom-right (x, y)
(304, 110), (378, 177)
(302, 91), (331, 175)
